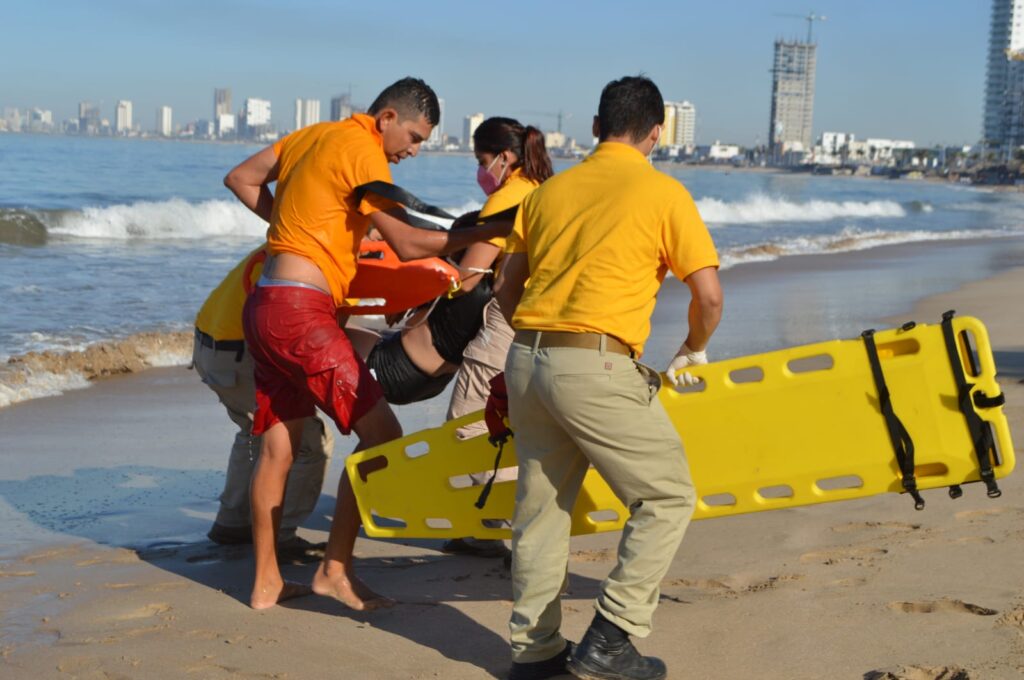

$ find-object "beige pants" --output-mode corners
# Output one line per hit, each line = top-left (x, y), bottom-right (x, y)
(192, 334), (333, 535)
(504, 338), (695, 663)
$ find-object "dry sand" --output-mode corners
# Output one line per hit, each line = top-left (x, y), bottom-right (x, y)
(1, 267), (1022, 679)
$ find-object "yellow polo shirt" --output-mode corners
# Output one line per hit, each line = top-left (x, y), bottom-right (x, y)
(506, 142), (718, 355)
(267, 114), (395, 306)
(195, 246), (266, 341)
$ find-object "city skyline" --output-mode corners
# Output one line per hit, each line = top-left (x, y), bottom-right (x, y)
(2, 1), (992, 147)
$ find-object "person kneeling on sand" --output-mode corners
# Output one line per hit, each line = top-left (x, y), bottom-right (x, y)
(194, 247), (333, 558)
(223, 77), (509, 610)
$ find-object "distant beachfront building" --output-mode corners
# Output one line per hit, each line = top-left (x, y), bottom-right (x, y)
(426, 98), (445, 149)
(115, 100), (133, 135)
(983, 0), (1024, 151)
(214, 88), (232, 119)
(78, 101), (100, 135)
(463, 112), (484, 150)
(242, 98), (272, 140)
(294, 98), (321, 130)
(156, 106), (172, 137)
(28, 108), (53, 133)
(330, 93), (354, 121)
(3, 107), (23, 133)
(217, 113), (235, 138)
(660, 101), (696, 147)
(769, 39), (817, 161)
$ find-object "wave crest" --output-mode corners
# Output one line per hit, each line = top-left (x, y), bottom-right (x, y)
(697, 194), (906, 225)
(47, 198), (267, 240)
(719, 227), (1014, 269)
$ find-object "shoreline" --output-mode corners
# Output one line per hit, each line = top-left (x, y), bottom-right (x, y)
(4, 233), (1023, 412)
(1, 236), (1023, 677)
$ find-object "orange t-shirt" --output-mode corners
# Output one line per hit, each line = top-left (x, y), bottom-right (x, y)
(267, 114), (395, 306)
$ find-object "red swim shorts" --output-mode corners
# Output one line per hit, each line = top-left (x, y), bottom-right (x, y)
(243, 285), (383, 436)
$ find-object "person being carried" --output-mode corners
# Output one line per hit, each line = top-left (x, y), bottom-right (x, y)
(223, 77), (509, 611)
(495, 76), (723, 680)
(194, 247), (333, 553)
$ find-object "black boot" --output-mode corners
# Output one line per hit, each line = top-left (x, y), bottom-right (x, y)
(509, 640), (573, 680)
(568, 615), (666, 680)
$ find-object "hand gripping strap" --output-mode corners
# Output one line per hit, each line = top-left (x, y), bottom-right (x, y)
(939, 310), (1001, 499)
(862, 329), (925, 510)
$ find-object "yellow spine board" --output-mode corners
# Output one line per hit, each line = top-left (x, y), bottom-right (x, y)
(346, 316), (1014, 539)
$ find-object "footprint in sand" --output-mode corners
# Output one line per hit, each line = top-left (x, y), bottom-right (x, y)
(111, 602), (172, 621)
(864, 664), (970, 680)
(75, 549), (140, 567)
(954, 508), (1006, 521)
(0, 570), (36, 578)
(664, 574), (802, 597)
(799, 546), (887, 565)
(888, 598), (998, 616)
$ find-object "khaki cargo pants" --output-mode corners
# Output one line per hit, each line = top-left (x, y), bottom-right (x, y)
(192, 333), (333, 537)
(505, 336), (695, 663)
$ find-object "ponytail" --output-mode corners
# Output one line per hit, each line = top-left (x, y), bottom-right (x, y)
(520, 126), (554, 184)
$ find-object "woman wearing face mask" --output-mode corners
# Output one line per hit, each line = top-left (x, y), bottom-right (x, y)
(438, 117), (553, 559)
(364, 118), (553, 425)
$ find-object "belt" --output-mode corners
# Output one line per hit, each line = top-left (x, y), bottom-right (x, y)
(513, 330), (635, 358)
(195, 328), (245, 355)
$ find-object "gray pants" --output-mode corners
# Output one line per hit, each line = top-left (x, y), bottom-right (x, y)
(192, 333), (333, 537)
(505, 339), (696, 662)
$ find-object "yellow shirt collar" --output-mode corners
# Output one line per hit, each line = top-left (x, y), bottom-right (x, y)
(592, 141), (649, 163)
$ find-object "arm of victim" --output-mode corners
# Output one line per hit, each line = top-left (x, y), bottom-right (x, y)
(223, 145), (279, 223)
(369, 209), (511, 262)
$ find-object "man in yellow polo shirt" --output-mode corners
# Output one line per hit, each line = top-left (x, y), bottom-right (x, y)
(495, 76), (723, 680)
(223, 77), (508, 612)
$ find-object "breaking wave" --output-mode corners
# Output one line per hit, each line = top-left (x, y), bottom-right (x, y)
(0, 331), (192, 409)
(697, 194), (907, 225)
(719, 227), (1014, 269)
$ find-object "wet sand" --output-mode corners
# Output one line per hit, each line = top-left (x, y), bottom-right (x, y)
(1, 242), (1023, 679)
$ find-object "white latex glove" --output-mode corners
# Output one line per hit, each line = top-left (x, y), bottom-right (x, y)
(666, 343), (707, 386)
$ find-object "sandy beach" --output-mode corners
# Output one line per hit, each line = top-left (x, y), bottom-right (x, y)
(1, 243), (1023, 679)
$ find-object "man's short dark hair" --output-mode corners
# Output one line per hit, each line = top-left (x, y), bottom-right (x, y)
(597, 76), (665, 143)
(368, 77), (440, 126)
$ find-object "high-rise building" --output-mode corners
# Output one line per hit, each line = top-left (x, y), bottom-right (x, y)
(215, 88), (232, 119)
(426, 98), (445, 148)
(217, 113), (236, 137)
(463, 112), (484, 150)
(115, 100), (133, 134)
(983, 0), (1024, 150)
(156, 106), (173, 136)
(294, 98), (321, 130)
(660, 101), (696, 147)
(769, 39), (817, 158)
(330, 93), (353, 121)
(78, 101), (100, 135)
(241, 98), (272, 139)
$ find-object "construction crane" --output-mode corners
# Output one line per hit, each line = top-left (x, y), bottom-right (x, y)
(775, 10), (827, 44)
(521, 110), (573, 134)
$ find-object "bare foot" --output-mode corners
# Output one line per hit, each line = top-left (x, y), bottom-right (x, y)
(250, 579), (312, 610)
(312, 565), (395, 611)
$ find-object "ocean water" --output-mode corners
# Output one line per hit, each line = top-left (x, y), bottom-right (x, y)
(2, 133), (1024, 408)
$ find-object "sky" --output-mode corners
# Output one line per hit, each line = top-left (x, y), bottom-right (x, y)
(1, 1), (992, 147)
